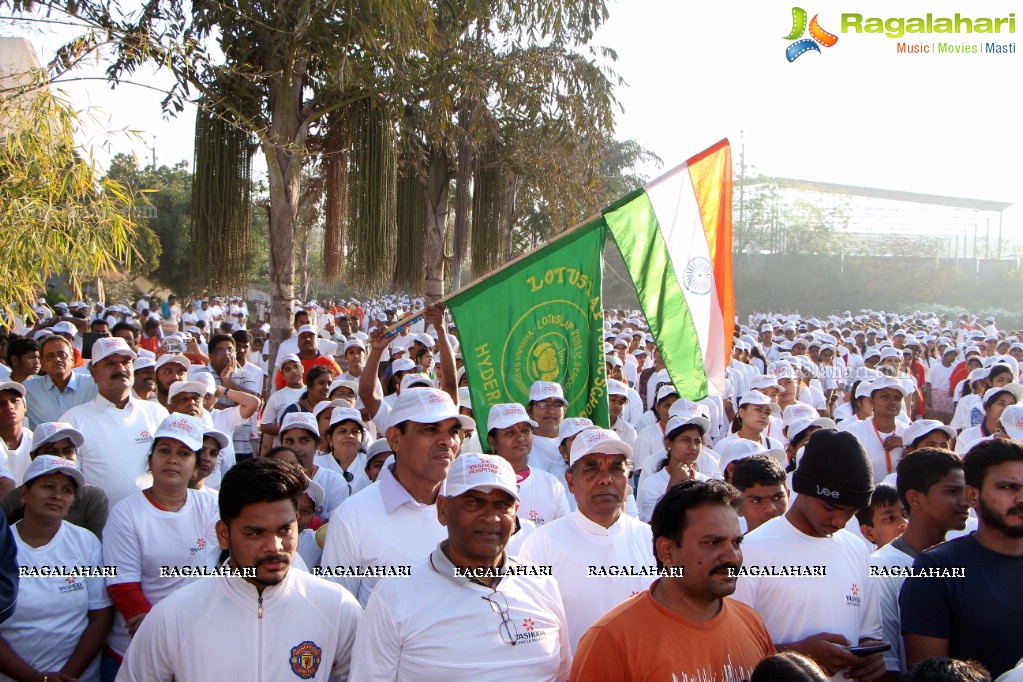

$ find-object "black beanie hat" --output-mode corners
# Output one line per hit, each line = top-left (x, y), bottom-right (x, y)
(792, 429), (874, 508)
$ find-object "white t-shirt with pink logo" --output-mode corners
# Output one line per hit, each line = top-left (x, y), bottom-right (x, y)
(103, 489), (220, 656)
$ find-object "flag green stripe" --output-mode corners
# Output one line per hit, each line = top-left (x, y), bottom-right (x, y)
(604, 190), (708, 400)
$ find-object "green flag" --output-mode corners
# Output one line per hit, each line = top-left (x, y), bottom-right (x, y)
(448, 221), (609, 440)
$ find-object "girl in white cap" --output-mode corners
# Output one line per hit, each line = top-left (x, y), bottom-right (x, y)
(0, 456), (113, 682)
(101, 413), (220, 674)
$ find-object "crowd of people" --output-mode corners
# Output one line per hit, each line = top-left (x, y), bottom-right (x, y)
(0, 293), (1022, 682)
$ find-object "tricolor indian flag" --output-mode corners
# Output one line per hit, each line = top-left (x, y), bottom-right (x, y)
(604, 139), (734, 400)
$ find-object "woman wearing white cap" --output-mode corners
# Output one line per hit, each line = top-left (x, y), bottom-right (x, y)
(636, 413), (711, 522)
(715, 391), (785, 455)
(101, 413), (220, 673)
(190, 427), (231, 497)
(316, 407), (371, 495)
(950, 368), (988, 432)
(0, 422), (109, 539)
(0, 456), (113, 682)
(954, 384), (1023, 455)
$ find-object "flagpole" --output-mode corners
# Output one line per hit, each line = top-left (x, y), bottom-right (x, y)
(381, 136), (730, 338)
(381, 208), (605, 337)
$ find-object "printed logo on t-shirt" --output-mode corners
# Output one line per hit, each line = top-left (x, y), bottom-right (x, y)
(514, 620), (550, 645)
(527, 509), (544, 525)
(58, 576), (85, 595)
(289, 640), (322, 679)
(846, 582), (861, 607)
(189, 537), (207, 556)
(135, 429), (154, 446)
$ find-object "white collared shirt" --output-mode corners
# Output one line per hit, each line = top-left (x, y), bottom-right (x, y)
(519, 509), (655, 652)
(351, 544), (571, 682)
(61, 394), (169, 506)
(319, 464), (447, 607)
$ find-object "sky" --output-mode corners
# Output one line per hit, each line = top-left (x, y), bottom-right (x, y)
(4, 0), (1021, 243)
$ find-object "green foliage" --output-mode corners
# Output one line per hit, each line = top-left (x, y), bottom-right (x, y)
(0, 78), (138, 316)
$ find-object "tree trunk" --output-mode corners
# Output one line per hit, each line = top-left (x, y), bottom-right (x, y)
(423, 146), (450, 303)
(451, 108), (472, 291)
(263, 70), (308, 368)
(502, 175), (522, 262)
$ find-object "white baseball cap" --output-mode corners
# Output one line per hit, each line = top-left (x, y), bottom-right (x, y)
(655, 384), (680, 403)
(0, 381), (26, 398)
(605, 355), (623, 369)
(344, 338), (367, 353)
(870, 377), (910, 398)
(738, 391), (780, 415)
(365, 438), (394, 460)
(903, 419), (956, 448)
(782, 403), (819, 427)
(52, 321), (78, 336)
(445, 453), (519, 501)
(983, 383), (1023, 405)
(276, 353), (301, 368)
(155, 354), (192, 371)
(487, 403), (538, 431)
(412, 333), (435, 348)
(134, 357), (156, 371)
(328, 407), (368, 433)
(297, 325), (317, 336)
(400, 373), (435, 392)
(153, 413), (205, 451)
(569, 428), (633, 465)
(666, 399), (711, 434)
(386, 388), (474, 430)
(529, 381), (567, 405)
(280, 412), (320, 438)
(606, 379), (629, 398)
(558, 417), (595, 443)
(999, 405), (1023, 441)
(23, 454), (86, 489)
(31, 422), (84, 450)
(328, 377), (359, 397)
(457, 386), (472, 410)
(390, 358), (416, 373)
(313, 398), (352, 418)
(716, 439), (786, 477)
(168, 380), (209, 401)
(202, 427), (231, 450)
(302, 479), (326, 508)
(91, 337), (138, 364)
(785, 417), (837, 445)
(750, 375), (783, 392)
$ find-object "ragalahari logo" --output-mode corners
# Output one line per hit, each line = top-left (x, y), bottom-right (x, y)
(784, 7), (839, 61)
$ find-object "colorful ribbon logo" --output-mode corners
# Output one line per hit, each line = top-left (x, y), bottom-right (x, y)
(784, 7), (838, 62)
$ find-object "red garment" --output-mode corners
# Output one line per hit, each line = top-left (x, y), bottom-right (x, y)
(139, 335), (161, 355)
(273, 353), (342, 389)
(72, 346), (85, 368)
(911, 360), (927, 417)
(948, 360), (970, 399)
(108, 582), (151, 621)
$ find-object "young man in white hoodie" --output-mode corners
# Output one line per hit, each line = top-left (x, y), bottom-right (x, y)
(117, 457), (362, 681)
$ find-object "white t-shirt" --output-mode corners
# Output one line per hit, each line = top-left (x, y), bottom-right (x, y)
(951, 393), (982, 431)
(313, 465), (350, 522)
(2, 521), (111, 682)
(315, 452), (371, 496)
(869, 540), (915, 673)
(61, 395), (170, 506)
(732, 516), (882, 682)
(518, 510), (656, 652)
(637, 466), (709, 522)
(528, 436), (567, 479)
(350, 547), (571, 682)
(297, 528), (323, 570)
(926, 362), (955, 394)
(633, 422), (665, 472)
(260, 386), (304, 431)
(103, 489), (221, 656)
(842, 417), (907, 483)
(516, 468), (571, 528)
(2, 431), (32, 486)
(611, 417), (638, 451)
(320, 464), (447, 607)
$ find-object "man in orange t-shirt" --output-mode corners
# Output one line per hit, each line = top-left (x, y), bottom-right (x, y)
(571, 480), (775, 681)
